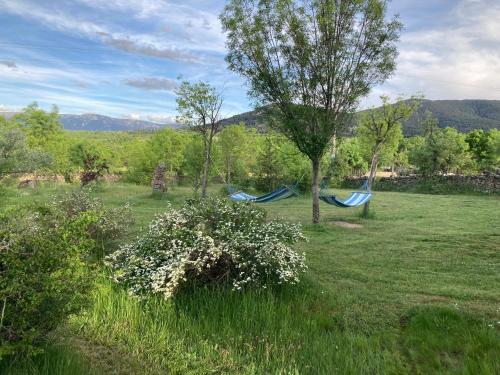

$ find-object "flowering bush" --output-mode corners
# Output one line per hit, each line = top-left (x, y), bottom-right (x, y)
(107, 197), (307, 298)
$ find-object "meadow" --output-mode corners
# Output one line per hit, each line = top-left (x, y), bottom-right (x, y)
(1, 183), (499, 374)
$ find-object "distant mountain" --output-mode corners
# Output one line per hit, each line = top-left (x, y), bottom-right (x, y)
(59, 114), (178, 131)
(0, 112), (178, 132)
(219, 99), (500, 136)
(218, 108), (268, 132)
(2, 99), (499, 134)
(401, 99), (500, 136)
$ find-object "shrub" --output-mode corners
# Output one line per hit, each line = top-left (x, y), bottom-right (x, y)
(107, 197), (307, 298)
(52, 189), (132, 258)
(0, 206), (95, 358)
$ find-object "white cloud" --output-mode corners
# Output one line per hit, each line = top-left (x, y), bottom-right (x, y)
(145, 114), (177, 124)
(126, 113), (141, 120)
(364, 0), (500, 107)
(0, 0), (226, 60)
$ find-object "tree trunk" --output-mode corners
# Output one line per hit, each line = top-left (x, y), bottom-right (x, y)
(363, 152), (379, 217)
(193, 173), (200, 194)
(225, 162), (231, 186)
(311, 158), (320, 224)
(201, 134), (213, 198)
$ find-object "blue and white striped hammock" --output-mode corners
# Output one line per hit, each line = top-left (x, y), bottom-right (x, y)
(319, 180), (372, 208)
(228, 184), (298, 203)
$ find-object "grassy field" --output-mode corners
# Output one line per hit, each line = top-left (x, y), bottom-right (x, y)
(1, 183), (499, 374)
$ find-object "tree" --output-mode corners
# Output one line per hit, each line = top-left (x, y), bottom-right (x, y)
(487, 129), (500, 170)
(219, 123), (255, 185)
(176, 81), (224, 198)
(358, 96), (419, 215)
(0, 124), (51, 179)
(327, 137), (368, 184)
(412, 128), (472, 175)
(421, 110), (439, 137)
(465, 129), (500, 171)
(12, 102), (63, 150)
(221, 0), (402, 223)
(10, 102), (68, 176)
(182, 135), (207, 193)
(125, 130), (184, 186)
(69, 142), (109, 186)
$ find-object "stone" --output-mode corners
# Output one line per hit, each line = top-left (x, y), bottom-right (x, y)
(152, 163), (167, 193)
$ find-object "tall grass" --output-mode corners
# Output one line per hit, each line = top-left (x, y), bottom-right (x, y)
(0, 343), (96, 375)
(71, 277), (404, 374)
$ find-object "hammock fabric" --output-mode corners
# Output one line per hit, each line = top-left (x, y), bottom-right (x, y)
(319, 191), (372, 207)
(229, 185), (297, 203)
(319, 180), (372, 207)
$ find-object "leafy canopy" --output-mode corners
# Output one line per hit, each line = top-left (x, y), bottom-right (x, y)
(221, 0), (402, 162)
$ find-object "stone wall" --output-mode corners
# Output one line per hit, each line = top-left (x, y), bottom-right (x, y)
(343, 172), (500, 194)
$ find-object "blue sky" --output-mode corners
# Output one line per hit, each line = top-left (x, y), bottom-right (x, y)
(1, 0), (499, 123)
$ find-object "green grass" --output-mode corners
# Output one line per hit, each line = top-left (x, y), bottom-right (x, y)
(1, 183), (499, 374)
(0, 341), (97, 375)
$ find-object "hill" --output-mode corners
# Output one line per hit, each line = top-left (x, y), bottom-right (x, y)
(402, 99), (500, 135)
(59, 114), (174, 131)
(219, 99), (500, 136)
(0, 112), (177, 132)
(2, 99), (499, 134)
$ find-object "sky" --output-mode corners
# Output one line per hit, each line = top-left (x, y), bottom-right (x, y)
(0, 0), (499, 123)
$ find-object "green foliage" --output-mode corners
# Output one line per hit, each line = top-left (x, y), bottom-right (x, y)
(11, 102), (63, 150)
(9, 103), (67, 174)
(218, 123), (258, 185)
(0, 113), (53, 178)
(466, 129), (500, 171)
(107, 197), (306, 298)
(0, 126), (52, 178)
(0, 205), (95, 358)
(255, 132), (311, 191)
(53, 189), (132, 259)
(411, 127), (473, 175)
(327, 138), (368, 184)
(181, 134), (206, 191)
(358, 96), (420, 181)
(489, 129), (500, 170)
(176, 81), (224, 197)
(69, 142), (110, 185)
(125, 128), (187, 185)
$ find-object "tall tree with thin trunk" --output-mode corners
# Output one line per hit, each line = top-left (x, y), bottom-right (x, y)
(358, 96), (420, 216)
(221, 0), (402, 223)
(176, 81), (224, 198)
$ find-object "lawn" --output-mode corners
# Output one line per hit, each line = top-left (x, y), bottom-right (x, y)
(1, 183), (499, 374)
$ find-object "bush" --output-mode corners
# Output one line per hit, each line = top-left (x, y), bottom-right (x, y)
(107, 197), (307, 298)
(52, 189), (132, 258)
(0, 206), (95, 358)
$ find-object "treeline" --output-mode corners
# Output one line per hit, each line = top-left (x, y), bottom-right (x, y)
(1, 103), (499, 192)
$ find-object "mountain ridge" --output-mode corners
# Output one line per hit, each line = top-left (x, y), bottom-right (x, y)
(219, 99), (500, 136)
(2, 99), (499, 134)
(0, 112), (178, 132)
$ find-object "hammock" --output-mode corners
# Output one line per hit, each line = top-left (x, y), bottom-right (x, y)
(228, 184), (298, 203)
(319, 180), (372, 208)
